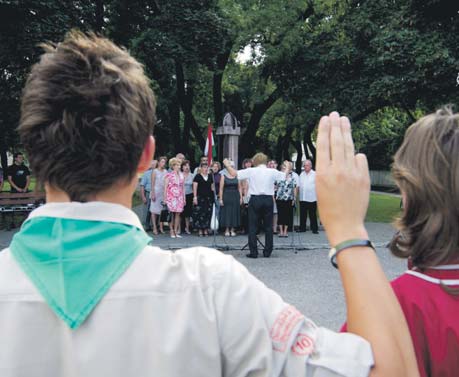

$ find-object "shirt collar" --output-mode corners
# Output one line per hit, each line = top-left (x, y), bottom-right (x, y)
(28, 201), (143, 230)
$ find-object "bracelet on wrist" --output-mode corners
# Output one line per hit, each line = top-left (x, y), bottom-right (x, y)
(328, 239), (375, 269)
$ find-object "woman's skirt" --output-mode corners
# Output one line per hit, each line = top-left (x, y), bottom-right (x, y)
(276, 199), (293, 227)
(192, 196), (213, 229)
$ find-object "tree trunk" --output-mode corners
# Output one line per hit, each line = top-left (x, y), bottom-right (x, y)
(280, 125), (295, 162)
(275, 137), (283, 164)
(95, 0), (104, 32)
(167, 101), (182, 154)
(294, 140), (303, 173)
(240, 88), (281, 159)
(0, 146), (7, 181)
(213, 40), (233, 128)
(303, 124), (316, 168)
(175, 61), (205, 151)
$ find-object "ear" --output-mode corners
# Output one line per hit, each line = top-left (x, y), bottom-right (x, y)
(137, 136), (155, 173)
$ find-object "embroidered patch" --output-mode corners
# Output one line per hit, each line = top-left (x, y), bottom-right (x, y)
(291, 333), (315, 356)
(270, 305), (304, 352)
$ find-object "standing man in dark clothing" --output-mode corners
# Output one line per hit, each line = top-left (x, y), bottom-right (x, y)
(224, 153), (288, 258)
(8, 152), (31, 193)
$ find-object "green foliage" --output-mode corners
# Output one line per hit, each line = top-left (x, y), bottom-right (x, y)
(352, 107), (426, 169)
(1, 0), (458, 170)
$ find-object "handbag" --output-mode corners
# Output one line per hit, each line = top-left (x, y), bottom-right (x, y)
(210, 204), (219, 231)
(160, 203), (170, 222)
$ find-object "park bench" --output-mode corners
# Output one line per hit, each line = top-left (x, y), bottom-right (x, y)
(0, 191), (46, 230)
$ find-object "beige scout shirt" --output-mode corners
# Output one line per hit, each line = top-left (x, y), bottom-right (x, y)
(0, 202), (373, 377)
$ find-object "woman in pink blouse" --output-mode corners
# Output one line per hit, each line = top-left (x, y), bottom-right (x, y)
(164, 158), (185, 238)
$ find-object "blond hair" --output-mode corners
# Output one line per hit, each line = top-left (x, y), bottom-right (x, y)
(169, 158), (181, 169)
(252, 153), (268, 167)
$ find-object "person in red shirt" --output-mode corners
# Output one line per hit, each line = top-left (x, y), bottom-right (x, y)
(343, 106), (459, 376)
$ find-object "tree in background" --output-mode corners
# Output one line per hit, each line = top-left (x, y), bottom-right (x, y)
(1, 0), (458, 171)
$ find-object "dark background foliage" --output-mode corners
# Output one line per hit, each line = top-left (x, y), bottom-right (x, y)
(1, 0), (458, 174)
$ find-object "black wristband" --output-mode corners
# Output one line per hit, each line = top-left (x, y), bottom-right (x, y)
(329, 239), (375, 269)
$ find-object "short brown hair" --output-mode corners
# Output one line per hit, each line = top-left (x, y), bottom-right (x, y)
(242, 158), (252, 168)
(390, 106), (459, 268)
(19, 30), (156, 201)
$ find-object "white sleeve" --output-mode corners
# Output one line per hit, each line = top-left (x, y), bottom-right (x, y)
(293, 173), (299, 187)
(236, 168), (251, 180)
(274, 169), (286, 181)
(214, 258), (374, 377)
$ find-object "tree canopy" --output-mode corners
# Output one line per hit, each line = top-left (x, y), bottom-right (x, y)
(1, 0), (458, 171)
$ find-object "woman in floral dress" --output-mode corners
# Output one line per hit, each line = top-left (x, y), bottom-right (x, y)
(164, 158), (185, 238)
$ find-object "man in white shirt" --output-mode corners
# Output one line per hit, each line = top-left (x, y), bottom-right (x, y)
(224, 153), (287, 258)
(0, 31), (419, 377)
(298, 160), (318, 233)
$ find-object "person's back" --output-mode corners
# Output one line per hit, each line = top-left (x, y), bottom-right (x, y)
(0, 31), (420, 377)
(0, 208), (310, 376)
(342, 108), (459, 376)
(391, 269), (459, 376)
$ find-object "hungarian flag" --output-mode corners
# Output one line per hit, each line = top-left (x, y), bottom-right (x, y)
(204, 118), (216, 164)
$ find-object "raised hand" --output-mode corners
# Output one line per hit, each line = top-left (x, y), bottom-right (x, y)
(315, 112), (370, 246)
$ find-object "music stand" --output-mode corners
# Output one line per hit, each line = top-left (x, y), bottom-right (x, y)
(241, 214), (265, 251)
(209, 170), (230, 251)
(241, 236), (265, 251)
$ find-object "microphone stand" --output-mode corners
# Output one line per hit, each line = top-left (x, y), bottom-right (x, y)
(210, 170), (230, 251)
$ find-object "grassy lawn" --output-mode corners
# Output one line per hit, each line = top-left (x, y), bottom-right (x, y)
(1, 181), (399, 224)
(366, 193), (401, 223)
(132, 190), (143, 207)
(2, 177), (144, 206)
(1, 177), (38, 192)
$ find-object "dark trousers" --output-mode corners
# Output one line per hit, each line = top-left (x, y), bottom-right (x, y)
(144, 191), (152, 228)
(299, 201), (318, 232)
(248, 195), (273, 257)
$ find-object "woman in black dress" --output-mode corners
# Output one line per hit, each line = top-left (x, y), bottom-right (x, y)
(219, 163), (242, 236)
(192, 163), (214, 236)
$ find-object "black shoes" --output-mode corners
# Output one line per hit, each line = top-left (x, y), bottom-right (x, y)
(263, 251), (272, 258)
(246, 254), (258, 259)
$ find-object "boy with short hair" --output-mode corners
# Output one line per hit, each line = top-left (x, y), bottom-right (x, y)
(0, 31), (418, 377)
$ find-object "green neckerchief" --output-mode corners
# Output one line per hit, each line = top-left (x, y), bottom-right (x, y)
(10, 216), (151, 329)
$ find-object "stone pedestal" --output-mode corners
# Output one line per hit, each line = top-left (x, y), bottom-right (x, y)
(217, 113), (241, 168)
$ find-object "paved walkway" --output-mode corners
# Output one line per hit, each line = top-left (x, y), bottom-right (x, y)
(0, 205), (405, 330)
(371, 190), (401, 198)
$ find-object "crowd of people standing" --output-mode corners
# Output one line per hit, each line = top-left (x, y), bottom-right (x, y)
(140, 153), (319, 238)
